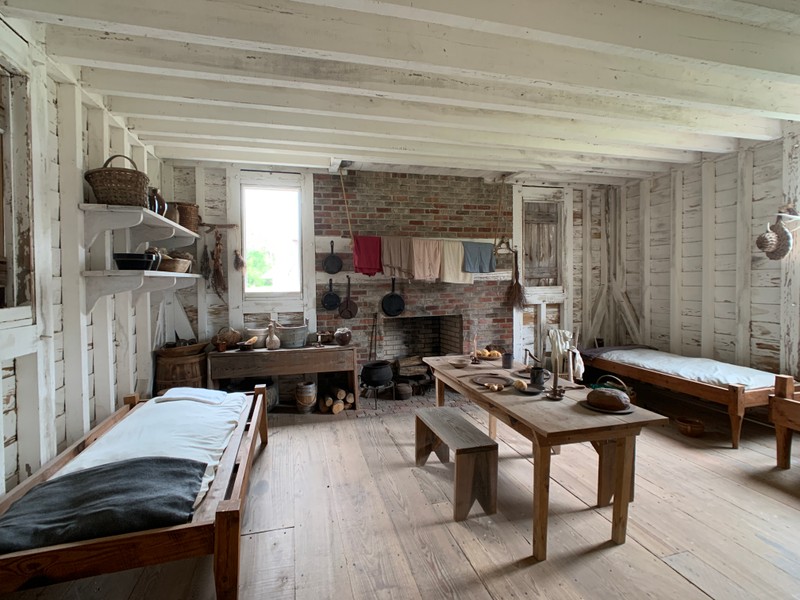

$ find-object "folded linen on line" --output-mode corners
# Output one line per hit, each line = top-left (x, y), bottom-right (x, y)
(353, 235), (383, 276)
(382, 236), (414, 279)
(156, 387), (230, 405)
(440, 240), (473, 284)
(462, 241), (496, 273)
(413, 238), (442, 281)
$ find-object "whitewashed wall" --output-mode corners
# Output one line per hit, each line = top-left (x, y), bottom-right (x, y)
(622, 139), (788, 374)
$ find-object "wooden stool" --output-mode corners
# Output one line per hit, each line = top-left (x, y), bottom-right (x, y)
(415, 407), (498, 521)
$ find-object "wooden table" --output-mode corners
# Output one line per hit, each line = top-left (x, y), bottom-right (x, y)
(208, 345), (360, 408)
(423, 355), (668, 560)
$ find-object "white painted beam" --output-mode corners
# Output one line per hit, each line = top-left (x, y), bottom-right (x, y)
(669, 171), (684, 354)
(700, 160), (715, 359)
(735, 148), (753, 366)
(57, 40), (781, 140)
(57, 82), (90, 441)
(639, 181), (651, 344)
(9, 0), (800, 118)
(107, 95), (739, 154)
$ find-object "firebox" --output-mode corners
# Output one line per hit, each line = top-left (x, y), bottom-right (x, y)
(378, 315), (464, 360)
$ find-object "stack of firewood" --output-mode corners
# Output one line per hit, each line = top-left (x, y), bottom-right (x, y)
(318, 386), (355, 414)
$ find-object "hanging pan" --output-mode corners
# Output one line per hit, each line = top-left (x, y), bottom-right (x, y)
(339, 275), (359, 319)
(323, 240), (343, 274)
(381, 277), (405, 317)
(322, 278), (341, 310)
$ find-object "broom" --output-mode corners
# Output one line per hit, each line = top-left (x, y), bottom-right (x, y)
(507, 249), (525, 308)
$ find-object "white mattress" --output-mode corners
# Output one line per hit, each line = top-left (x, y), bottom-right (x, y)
(598, 349), (775, 390)
(57, 389), (248, 506)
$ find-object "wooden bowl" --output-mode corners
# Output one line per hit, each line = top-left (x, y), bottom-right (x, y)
(675, 417), (704, 437)
(236, 341), (255, 352)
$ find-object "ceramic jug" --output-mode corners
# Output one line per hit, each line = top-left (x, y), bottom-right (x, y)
(266, 323), (281, 350)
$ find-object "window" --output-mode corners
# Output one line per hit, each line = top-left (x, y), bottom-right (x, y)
(241, 184), (303, 297)
(523, 201), (561, 287)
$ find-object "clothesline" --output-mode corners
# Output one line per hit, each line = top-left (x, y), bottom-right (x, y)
(351, 235), (498, 284)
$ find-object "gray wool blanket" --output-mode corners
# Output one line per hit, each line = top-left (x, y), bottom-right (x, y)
(0, 456), (207, 554)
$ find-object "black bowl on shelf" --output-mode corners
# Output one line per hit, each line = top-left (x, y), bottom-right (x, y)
(113, 253), (158, 271)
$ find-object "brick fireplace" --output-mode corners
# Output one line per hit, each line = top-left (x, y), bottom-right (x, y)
(379, 314), (463, 360)
(314, 171), (514, 366)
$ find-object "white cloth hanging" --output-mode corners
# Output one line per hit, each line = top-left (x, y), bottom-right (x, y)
(548, 329), (572, 381)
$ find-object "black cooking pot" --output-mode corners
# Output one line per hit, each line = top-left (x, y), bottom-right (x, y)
(361, 360), (393, 387)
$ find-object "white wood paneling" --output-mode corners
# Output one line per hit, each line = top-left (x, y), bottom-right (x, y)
(781, 123), (800, 375)
(57, 82), (90, 441)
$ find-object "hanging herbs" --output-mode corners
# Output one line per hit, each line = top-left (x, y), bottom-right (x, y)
(211, 230), (227, 303)
(233, 249), (246, 272)
(200, 244), (211, 280)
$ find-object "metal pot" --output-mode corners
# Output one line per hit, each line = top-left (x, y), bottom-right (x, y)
(361, 360), (393, 387)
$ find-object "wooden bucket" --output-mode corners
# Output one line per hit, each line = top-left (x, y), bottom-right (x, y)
(295, 381), (317, 413)
(155, 352), (206, 392)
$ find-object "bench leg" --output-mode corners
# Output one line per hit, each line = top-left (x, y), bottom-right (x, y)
(453, 449), (497, 521)
(776, 424), (793, 469)
(214, 504), (240, 600)
(415, 416), (449, 466)
(728, 408), (744, 449)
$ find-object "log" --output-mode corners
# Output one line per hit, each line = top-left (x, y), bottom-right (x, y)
(322, 394), (333, 408)
(318, 397), (330, 413)
(397, 355), (423, 368)
(345, 392), (354, 405)
(331, 387), (347, 401)
(332, 398), (345, 414)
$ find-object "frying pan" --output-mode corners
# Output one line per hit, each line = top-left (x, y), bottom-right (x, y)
(323, 240), (343, 274)
(381, 277), (405, 317)
(322, 278), (341, 310)
(339, 275), (358, 319)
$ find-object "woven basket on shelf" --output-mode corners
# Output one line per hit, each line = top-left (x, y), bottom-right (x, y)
(174, 203), (200, 233)
(158, 257), (192, 273)
(84, 155), (149, 207)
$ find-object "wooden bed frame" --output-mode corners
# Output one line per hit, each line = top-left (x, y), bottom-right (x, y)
(583, 355), (781, 448)
(0, 384), (268, 599)
(771, 374), (800, 468)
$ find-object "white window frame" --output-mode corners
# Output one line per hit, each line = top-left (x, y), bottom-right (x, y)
(0, 58), (34, 328)
(236, 170), (315, 316)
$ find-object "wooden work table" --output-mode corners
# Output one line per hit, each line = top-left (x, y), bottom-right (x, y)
(423, 355), (668, 561)
(208, 345), (360, 408)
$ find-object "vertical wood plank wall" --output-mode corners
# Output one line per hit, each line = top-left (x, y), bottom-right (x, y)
(623, 139), (786, 372)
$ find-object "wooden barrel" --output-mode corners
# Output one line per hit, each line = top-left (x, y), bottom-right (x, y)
(295, 381), (317, 413)
(155, 352), (206, 392)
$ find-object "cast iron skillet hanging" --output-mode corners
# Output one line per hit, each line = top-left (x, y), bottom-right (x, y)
(339, 275), (358, 319)
(322, 278), (341, 310)
(323, 240), (343, 274)
(381, 277), (405, 317)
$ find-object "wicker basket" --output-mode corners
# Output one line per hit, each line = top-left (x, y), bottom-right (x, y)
(174, 203), (200, 233)
(211, 327), (242, 346)
(158, 257), (192, 273)
(84, 155), (149, 207)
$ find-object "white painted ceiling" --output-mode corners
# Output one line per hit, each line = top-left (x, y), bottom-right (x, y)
(4, 0), (800, 183)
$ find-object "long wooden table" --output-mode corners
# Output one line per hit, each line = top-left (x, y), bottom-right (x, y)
(423, 355), (668, 560)
(208, 345), (360, 408)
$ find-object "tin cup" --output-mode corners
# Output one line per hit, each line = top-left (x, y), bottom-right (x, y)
(501, 352), (514, 369)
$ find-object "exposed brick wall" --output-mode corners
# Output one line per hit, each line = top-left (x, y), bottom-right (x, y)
(314, 171), (514, 364)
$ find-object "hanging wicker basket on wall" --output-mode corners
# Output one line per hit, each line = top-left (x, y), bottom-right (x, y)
(756, 216), (793, 261)
(174, 203), (200, 233)
(84, 155), (149, 207)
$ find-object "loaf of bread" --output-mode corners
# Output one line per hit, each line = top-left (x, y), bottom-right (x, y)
(586, 388), (631, 411)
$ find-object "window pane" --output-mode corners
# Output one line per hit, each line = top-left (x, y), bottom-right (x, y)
(242, 186), (302, 294)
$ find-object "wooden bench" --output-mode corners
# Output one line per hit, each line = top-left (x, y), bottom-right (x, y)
(415, 407), (498, 521)
(772, 375), (800, 468)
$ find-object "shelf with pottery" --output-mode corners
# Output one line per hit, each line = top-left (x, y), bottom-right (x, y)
(79, 203), (199, 252)
(82, 270), (202, 312)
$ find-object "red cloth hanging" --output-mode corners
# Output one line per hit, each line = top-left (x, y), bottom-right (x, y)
(353, 235), (383, 276)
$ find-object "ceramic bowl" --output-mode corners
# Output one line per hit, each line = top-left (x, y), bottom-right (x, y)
(449, 358), (470, 369)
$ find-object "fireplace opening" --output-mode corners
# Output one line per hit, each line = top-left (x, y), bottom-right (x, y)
(379, 314), (464, 360)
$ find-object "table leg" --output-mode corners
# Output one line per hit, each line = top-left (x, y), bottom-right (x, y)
(532, 439), (552, 560)
(488, 414), (497, 440)
(435, 377), (446, 407)
(595, 440), (614, 507)
(611, 436), (635, 544)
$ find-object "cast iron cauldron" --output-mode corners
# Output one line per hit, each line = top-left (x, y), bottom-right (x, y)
(361, 360), (393, 387)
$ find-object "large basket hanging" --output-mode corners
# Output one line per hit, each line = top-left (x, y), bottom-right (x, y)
(84, 154), (149, 207)
(174, 203), (200, 233)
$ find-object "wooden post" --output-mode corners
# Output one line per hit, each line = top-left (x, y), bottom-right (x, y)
(781, 123), (800, 377)
(214, 500), (241, 600)
(532, 438), (552, 561)
(639, 180), (651, 345)
(669, 170), (684, 354)
(735, 148), (753, 366)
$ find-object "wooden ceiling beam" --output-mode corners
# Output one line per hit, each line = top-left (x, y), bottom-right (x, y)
(4, 1), (798, 117)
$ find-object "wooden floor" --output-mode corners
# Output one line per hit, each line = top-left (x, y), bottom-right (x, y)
(5, 389), (800, 600)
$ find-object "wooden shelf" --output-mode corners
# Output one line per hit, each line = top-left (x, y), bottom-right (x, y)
(80, 204), (200, 251)
(83, 270), (202, 312)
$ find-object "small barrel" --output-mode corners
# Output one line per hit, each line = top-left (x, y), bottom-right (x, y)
(276, 324), (308, 348)
(155, 352), (206, 392)
(295, 381), (317, 413)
